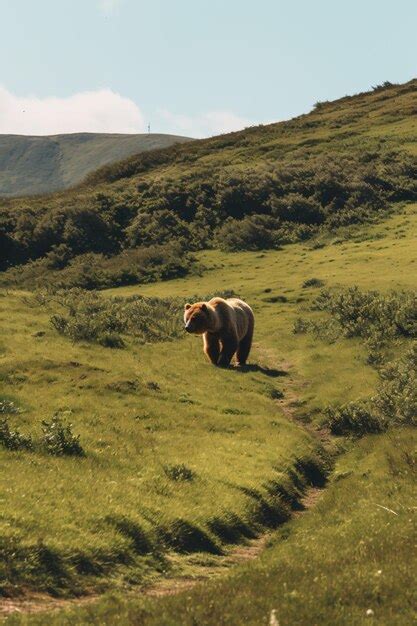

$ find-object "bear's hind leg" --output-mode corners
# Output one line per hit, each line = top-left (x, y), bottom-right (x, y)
(236, 326), (253, 366)
(204, 333), (220, 365)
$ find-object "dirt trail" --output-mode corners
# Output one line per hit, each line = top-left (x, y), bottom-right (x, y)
(0, 358), (328, 618)
(0, 488), (323, 617)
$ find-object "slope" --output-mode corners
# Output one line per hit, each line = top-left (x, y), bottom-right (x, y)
(0, 201), (415, 611)
(0, 132), (191, 197)
(0, 80), (415, 279)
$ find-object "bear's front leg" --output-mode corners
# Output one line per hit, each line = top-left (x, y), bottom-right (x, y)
(203, 333), (220, 365)
(217, 334), (238, 367)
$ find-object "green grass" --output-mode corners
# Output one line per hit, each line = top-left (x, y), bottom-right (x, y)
(1, 79), (416, 623)
(9, 427), (415, 625)
(0, 203), (415, 606)
(0, 133), (191, 197)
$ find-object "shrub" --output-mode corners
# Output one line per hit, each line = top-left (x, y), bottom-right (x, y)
(262, 295), (288, 303)
(2, 243), (196, 291)
(216, 215), (279, 251)
(41, 415), (84, 456)
(375, 343), (417, 425)
(313, 287), (417, 341)
(270, 193), (325, 225)
(326, 344), (416, 434)
(163, 464), (195, 482)
(302, 278), (325, 288)
(292, 316), (341, 343)
(49, 290), (183, 347)
(325, 401), (386, 436)
(0, 417), (33, 451)
(0, 399), (20, 414)
(267, 387), (284, 400)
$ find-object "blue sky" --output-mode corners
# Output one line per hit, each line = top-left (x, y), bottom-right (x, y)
(1, 0), (416, 137)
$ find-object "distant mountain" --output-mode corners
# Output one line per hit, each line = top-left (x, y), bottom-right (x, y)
(0, 132), (192, 197)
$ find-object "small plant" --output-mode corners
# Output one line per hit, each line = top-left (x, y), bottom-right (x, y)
(293, 318), (310, 334)
(41, 415), (84, 456)
(267, 387), (284, 400)
(263, 295), (288, 303)
(163, 464), (195, 482)
(99, 333), (125, 349)
(0, 417), (32, 451)
(302, 278), (325, 288)
(146, 381), (161, 391)
(293, 317), (340, 343)
(0, 399), (21, 414)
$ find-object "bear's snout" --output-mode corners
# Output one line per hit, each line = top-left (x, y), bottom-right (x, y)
(184, 320), (193, 333)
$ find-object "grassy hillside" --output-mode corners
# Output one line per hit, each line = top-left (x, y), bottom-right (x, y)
(0, 202), (416, 619)
(0, 133), (191, 197)
(11, 428), (416, 625)
(0, 80), (416, 277)
(0, 80), (416, 623)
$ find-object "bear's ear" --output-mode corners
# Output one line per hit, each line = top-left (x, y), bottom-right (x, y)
(201, 303), (208, 311)
(184, 303), (191, 310)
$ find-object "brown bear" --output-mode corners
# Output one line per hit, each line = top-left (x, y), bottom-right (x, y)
(184, 297), (254, 367)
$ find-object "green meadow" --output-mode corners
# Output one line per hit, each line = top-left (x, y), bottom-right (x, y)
(1, 202), (416, 624)
(0, 80), (416, 623)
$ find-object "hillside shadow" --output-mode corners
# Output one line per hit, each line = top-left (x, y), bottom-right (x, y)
(233, 364), (288, 377)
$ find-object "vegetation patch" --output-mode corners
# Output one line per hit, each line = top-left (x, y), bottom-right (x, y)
(325, 400), (386, 436)
(0, 415), (33, 451)
(46, 289), (185, 347)
(1, 81), (416, 284)
(295, 287), (417, 435)
(1, 243), (198, 291)
(302, 277), (325, 288)
(41, 415), (85, 457)
(39, 288), (235, 347)
(295, 286), (417, 359)
(163, 464), (195, 482)
(0, 399), (21, 414)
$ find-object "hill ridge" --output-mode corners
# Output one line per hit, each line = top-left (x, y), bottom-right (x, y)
(0, 132), (192, 197)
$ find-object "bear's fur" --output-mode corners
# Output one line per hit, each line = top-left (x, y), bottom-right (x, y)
(184, 297), (254, 367)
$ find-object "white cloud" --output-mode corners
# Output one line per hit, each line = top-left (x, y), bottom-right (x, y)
(0, 85), (255, 138)
(0, 86), (145, 135)
(157, 109), (252, 138)
(98, 0), (122, 15)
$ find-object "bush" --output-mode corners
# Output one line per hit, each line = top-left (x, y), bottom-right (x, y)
(216, 215), (280, 251)
(293, 316), (341, 343)
(0, 417), (33, 451)
(163, 464), (195, 482)
(302, 278), (325, 288)
(270, 193), (325, 225)
(0, 399), (20, 414)
(375, 343), (417, 425)
(325, 401), (386, 436)
(326, 344), (416, 434)
(49, 289), (184, 347)
(41, 415), (84, 456)
(314, 287), (417, 340)
(1, 243), (196, 291)
(300, 288), (417, 358)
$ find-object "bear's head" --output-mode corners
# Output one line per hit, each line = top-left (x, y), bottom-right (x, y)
(184, 302), (211, 334)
